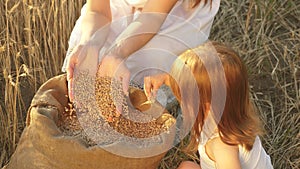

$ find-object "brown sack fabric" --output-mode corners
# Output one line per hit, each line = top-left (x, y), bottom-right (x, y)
(4, 74), (176, 169)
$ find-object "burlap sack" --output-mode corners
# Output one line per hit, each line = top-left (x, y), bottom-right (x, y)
(3, 74), (176, 169)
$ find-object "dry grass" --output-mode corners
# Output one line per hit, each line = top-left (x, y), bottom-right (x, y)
(209, 1), (300, 168)
(0, 0), (299, 168)
(0, 0), (85, 166)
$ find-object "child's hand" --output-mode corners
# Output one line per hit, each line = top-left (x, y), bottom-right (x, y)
(143, 73), (169, 101)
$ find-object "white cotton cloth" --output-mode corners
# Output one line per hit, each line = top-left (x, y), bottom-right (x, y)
(62, 0), (220, 82)
(198, 132), (274, 169)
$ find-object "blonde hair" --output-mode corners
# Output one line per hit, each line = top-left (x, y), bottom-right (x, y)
(169, 42), (263, 153)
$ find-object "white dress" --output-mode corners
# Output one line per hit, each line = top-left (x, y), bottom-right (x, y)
(62, 0), (220, 82)
(198, 132), (274, 169)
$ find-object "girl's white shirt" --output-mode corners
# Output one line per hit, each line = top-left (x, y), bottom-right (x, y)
(62, 0), (220, 82)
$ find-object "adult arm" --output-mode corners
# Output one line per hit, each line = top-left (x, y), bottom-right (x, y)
(107, 0), (178, 58)
(66, 0), (112, 101)
(97, 0), (178, 95)
(80, 0), (112, 43)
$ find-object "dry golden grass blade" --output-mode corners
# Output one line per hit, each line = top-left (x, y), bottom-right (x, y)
(0, 0), (86, 166)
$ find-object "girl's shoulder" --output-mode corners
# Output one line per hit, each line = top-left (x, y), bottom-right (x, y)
(205, 136), (241, 168)
(206, 136), (240, 158)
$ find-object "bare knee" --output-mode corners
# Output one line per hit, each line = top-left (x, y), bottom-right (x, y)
(177, 161), (201, 169)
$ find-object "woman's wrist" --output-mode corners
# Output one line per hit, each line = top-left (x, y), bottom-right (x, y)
(104, 52), (126, 61)
(105, 44), (129, 60)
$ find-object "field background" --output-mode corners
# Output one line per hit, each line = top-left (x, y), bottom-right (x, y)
(0, 0), (299, 168)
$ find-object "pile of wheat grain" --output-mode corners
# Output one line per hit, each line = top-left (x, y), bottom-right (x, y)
(56, 74), (173, 146)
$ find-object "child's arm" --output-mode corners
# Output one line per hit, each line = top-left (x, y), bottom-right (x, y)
(209, 137), (242, 169)
(143, 73), (170, 100)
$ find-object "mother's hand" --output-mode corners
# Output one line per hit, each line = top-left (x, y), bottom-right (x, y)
(66, 11), (111, 102)
(66, 44), (100, 102)
(97, 55), (131, 96)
